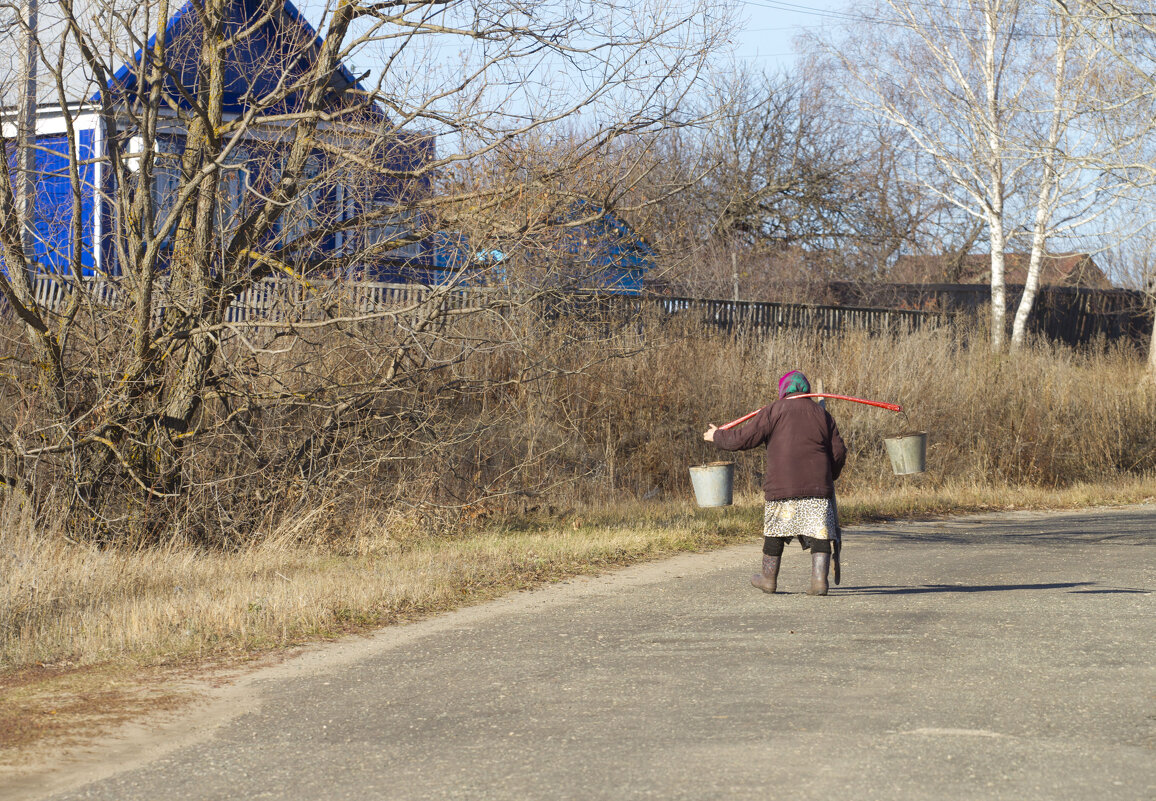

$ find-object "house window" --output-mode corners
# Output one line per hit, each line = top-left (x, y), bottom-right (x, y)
(149, 137), (183, 235)
(341, 186), (419, 259)
(278, 155), (324, 242)
(215, 146), (251, 234)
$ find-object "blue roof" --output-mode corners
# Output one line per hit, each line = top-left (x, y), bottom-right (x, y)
(95, 0), (370, 115)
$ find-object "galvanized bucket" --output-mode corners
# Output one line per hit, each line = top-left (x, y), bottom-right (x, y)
(689, 461), (735, 507)
(884, 433), (927, 475)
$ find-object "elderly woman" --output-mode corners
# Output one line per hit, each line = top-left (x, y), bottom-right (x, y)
(703, 370), (847, 596)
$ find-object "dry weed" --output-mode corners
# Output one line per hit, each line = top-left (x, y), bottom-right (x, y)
(3, 323), (1154, 672)
(0, 496), (755, 670)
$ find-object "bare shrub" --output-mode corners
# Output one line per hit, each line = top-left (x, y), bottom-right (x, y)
(4, 288), (1153, 549)
(0, 0), (731, 544)
(5, 311), (1155, 670)
(476, 314), (1155, 506)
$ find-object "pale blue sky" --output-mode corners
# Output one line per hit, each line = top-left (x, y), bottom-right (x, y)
(729, 0), (853, 71)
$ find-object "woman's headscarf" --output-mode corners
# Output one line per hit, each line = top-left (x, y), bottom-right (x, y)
(778, 370), (810, 399)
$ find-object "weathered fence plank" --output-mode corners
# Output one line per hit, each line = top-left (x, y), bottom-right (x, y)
(10, 274), (1150, 346)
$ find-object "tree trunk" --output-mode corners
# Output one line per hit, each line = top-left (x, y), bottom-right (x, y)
(1148, 310), (1156, 383)
(1011, 220), (1047, 349)
(1012, 12), (1071, 350)
(988, 215), (1007, 352)
(983, 0), (1007, 353)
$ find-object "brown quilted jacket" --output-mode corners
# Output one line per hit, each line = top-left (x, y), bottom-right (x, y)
(712, 394), (846, 501)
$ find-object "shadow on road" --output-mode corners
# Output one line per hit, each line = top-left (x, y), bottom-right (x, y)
(840, 581), (1102, 595)
(854, 531), (1149, 545)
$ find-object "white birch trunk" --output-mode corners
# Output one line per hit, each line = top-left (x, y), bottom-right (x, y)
(1011, 13), (1072, 349)
(988, 214), (1007, 351)
(984, 0), (1007, 353)
(1148, 316), (1156, 382)
(1011, 222), (1047, 349)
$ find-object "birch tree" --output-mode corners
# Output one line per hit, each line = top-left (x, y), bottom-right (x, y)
(823, 0), (1120, 351)
(1048, 0), (1156, 378)
(1007, 6), (1129, 347)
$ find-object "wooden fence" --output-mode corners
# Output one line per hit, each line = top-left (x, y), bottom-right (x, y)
(828, 281), (1153, 347)
(10, 274), (1148, 346)
(10, 275), (490, 323)
(657, 296), (944, 335)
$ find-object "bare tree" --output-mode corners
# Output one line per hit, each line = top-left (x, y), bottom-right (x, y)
(698, 70), (853, 252)
(0, 0), (732, 540)
(628, 63), (950, 300)
(1007, 5), (1127, 347)
(1049, 0), (1156, 378)
(824, 0), (1125, 351)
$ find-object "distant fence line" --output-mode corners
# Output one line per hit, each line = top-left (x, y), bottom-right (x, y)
(16, 275), (486, 324)
(827, 281), (1152, 347)
(657, 296), (944, 335)
(10, 274), (1150, 346)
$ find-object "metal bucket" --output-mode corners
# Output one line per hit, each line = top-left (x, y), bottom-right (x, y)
(689, 461), (735, 507)
(884, 432), (927, 475)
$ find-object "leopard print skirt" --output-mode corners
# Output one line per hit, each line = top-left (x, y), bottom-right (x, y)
(763, 496), (839, 542)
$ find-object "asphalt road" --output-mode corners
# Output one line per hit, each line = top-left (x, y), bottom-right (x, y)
(13, 506), (1156, 801)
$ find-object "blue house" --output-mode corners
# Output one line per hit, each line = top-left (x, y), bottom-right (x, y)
(10, 0), (431, 281)
(548, 201), (656, 295)
(417, 201), (656, 294)
(10, 0), (652, 295)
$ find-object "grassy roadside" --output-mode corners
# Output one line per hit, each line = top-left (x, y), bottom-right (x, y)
(3, 476), (1154, 765)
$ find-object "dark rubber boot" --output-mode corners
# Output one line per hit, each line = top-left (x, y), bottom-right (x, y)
(751, 554), (780, 594)
(808, 552), (831, 596)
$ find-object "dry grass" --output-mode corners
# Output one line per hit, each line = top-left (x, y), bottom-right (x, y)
(2, 478), (1152, 762)
(5, 324), (1156, 670)
(0, 499), (756, 671)
(3, 324), (1155, 759)
(559, 321), (1156, 501)
(6, 299), (1149, 547)
(4, 476), (1153, 674)
(837, 475), (1156, 521)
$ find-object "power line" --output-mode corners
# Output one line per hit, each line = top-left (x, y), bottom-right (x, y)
(737, 0), (865, 24)
(734, 0), (1099, 46)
